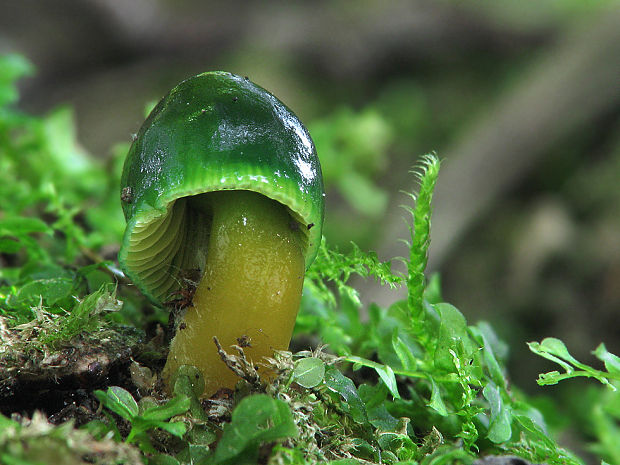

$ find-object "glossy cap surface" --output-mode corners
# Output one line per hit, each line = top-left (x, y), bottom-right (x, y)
(119, 72), (324, 304)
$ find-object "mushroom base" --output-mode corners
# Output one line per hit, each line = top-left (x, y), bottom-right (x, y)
(161, 190), (305, 397)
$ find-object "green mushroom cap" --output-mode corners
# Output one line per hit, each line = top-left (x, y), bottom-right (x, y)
(119, 72), (324, 304)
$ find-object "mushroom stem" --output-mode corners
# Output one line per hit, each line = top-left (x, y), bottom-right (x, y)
(162, 190), (305, 397)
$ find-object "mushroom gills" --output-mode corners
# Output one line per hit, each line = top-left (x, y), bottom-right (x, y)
(162, 190), (306, 397)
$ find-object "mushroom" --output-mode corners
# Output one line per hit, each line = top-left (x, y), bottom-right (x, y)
(118, 72), (324, 397)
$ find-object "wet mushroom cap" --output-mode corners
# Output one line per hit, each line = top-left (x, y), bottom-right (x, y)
(118, 72), (324, 304)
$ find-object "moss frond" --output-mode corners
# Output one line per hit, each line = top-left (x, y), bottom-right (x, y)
(406, 153), (441, 324)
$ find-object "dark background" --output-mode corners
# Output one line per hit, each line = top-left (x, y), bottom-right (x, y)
(3, 0), (619, 403)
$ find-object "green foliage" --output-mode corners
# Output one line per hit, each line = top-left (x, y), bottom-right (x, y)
(0, 96), (124, 254)
(91, 386), (190, 452)
(0, 54), (122, 242)
(406, 154), (440, 324)
(0, 54), (151, 334)
(310, 107), (393, 218)
(527, 339), (620, 464)
(305, 240), (403, 309)
(577, 384), (620, 464)
(1, 285), (122, 353)
(528, 338), (620, 388)
(292, 357), (326, 389)
(0, 54), (33, 107)
(213, 394), (298, 464)
(40, 286), (120, 345)
(295, 154), (584, 464)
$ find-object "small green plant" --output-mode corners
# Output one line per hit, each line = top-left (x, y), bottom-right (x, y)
(89, 386), (190, 453)
(529, 338), (620, 388)
(528, 339), (620, 463)
(211, 394), (298, 464)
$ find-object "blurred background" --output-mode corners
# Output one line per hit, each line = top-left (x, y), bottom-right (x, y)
(2, 0), (619, 403)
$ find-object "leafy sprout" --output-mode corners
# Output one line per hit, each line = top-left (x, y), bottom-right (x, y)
(528, 338), (620, 389)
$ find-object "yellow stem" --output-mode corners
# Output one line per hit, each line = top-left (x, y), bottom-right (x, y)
(162, 190), (305, 397)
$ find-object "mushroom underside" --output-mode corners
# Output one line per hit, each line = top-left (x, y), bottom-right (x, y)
(123, 189), (310, 304)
